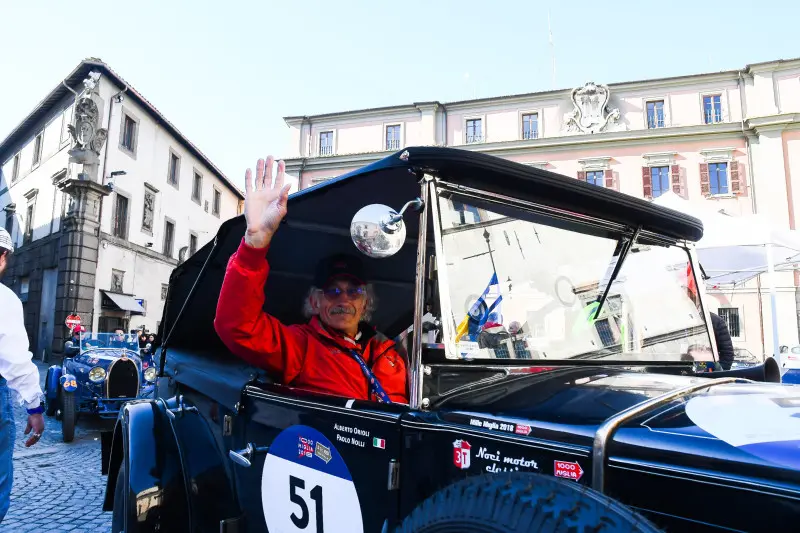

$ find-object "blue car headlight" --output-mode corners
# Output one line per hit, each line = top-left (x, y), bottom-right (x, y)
(88, 366), (106, 383)
(143, 367), (157, 383)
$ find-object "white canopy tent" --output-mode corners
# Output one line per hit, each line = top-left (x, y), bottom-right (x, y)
(653, 192), (800, 359)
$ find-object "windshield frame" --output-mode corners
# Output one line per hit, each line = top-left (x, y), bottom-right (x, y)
(427, 179), (717, 365)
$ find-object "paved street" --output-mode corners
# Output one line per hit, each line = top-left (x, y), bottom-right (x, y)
(1, 360), (113, 533)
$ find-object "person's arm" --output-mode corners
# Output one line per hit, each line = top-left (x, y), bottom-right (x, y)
(0, 291), (43, 409)
(214, 239), (308, 382)
(711, 313), (735, 370)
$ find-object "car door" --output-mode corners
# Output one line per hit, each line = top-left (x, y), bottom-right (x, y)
(230, 385), (407, 533)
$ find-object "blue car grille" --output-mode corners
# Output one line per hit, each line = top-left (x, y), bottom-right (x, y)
(106, 358), (139, 399)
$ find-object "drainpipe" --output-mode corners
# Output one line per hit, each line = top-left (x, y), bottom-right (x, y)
(738, 71), (767, 355)
(96, 83), (128, 237)
(440, 103), (448, 146)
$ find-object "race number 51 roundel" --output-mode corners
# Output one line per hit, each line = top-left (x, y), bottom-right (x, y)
(261, 425), (363, 533)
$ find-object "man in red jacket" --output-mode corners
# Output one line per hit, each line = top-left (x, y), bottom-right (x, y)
(214, 156), (408, 404)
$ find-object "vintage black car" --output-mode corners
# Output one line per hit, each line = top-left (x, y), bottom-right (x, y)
(102, 147), (796, 533)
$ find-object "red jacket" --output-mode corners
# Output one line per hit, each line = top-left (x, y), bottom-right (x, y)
(214, 239), (409, 403)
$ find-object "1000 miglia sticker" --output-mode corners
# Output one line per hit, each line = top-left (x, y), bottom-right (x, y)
(261, 425), (364, 533)
(685, 391), (800, 470)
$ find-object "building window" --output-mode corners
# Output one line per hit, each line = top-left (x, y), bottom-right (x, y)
(4, 211), (13, 234)
(646, 100), (665, 128)
(161, 284), (169, 301)
(319, 132), (334, 156)
(708, 162), (729, 195)
(120, 114), (137, 153)
(111, 269), (125, 293)
(522, 114), (538, 140)
(718, 307), (741, 338)
(703, 95), (722, 124)
(60, 106), (73, 145)
(586, 170), (605, 187)
(11, 153), (20, 182)
(650, 166), (670, 198)
(451, 200), (481, 225)
(19, 277), (29, 302)
(466, 119), (483, 144)
(113, 193), (129, 239)
(212, 188), (221, 217)
(32, 133), (43, 167)
(189, 233), (198, 256)
(23, 203), (34, 244)
(192, 171), (202, 203)
(163, 219), (175, 257)
(167, 152), (180, 186)
(142, 186), (156, 234)
(386, 125), (401, 151)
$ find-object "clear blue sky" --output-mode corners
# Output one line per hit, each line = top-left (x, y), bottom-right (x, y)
(1, 0), (797, 189)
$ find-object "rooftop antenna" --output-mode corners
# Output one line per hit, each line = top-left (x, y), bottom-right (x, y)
(549, 10), (556, 89)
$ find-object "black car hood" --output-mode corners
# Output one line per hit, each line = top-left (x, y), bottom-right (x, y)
(433, 366), (710, 428)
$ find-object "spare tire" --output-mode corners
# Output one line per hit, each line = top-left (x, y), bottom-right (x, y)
(396, 472), (661, 533)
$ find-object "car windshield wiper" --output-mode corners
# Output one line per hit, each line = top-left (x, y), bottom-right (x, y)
(592, 226), (641, 321)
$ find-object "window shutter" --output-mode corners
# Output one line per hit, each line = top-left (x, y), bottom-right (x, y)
(730, 161), (741, 194)
(671, 165), (682, 195)
(577, 171), (586, 182)
(604, 169), (616, 190)
(699, 163), (710, 196)
(641, 167), (652, 199)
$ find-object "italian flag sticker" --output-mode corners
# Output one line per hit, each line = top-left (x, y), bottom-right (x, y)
(373, 437), (386, 449)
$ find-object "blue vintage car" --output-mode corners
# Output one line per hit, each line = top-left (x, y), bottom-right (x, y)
(44, 332), (157, 442)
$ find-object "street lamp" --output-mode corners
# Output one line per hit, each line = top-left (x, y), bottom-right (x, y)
(105, 170), (127, 191)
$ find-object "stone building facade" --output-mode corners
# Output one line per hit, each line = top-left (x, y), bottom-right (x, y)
(0, 59), (243, 360)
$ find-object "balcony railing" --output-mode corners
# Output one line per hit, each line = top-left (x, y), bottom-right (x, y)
(319, 145), (333, 156)
(386, 139), (400, 151)
(704, 112), (723, 124)
(466, 135), (484, 144)
(522, 130), (538, 140)
(647, 117), (665, 129)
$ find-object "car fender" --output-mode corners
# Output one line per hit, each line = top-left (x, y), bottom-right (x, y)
(59, 373), (78, 392)
(45, 366), (62, 401)
(102, 399), (190, 532)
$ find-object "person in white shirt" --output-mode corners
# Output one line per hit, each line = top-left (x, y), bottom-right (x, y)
(0, 227), (45, 523)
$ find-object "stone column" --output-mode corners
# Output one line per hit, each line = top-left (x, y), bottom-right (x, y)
(53, 177), (110, 353)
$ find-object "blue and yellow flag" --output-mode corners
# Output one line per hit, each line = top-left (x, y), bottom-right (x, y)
(455, 273), (503, 342)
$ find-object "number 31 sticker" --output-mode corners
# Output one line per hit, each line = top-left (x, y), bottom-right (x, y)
(262, 425), (364, 533)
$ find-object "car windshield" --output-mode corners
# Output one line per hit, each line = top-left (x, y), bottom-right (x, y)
(80, 332), (141, 352)
(433, 191), (713, 363)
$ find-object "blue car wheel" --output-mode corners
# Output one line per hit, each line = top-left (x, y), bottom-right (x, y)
(397, 472), (662, 533)
(61, 390), (76, 443)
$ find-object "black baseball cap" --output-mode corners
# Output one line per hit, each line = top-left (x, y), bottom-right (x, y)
(314, 254), (366, 287)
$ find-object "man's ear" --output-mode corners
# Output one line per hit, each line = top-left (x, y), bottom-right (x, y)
(308, 292), (320, 314)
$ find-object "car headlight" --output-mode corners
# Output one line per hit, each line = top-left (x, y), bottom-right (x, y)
(143, 366), (157, 383)
(88, 366), (106, 383)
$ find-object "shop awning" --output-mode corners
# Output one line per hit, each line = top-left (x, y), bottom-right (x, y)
(101, 290), (146, 314)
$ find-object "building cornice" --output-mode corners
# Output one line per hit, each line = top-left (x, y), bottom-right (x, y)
(745, 58), (800, 75)
(746, 113), (800, 133)
(284, 101), (440, 126)
(286, 122), (750, 173)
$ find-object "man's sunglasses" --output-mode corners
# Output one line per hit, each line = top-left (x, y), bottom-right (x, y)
(319, 286), (367, 300)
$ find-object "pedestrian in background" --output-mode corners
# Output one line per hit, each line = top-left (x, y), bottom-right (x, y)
(0, 227), (45, 523)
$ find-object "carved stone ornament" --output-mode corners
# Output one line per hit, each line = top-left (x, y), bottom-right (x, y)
(67, 71), (107, 156)
(563, 82), (621, 134)
(68, 97), (108, 155)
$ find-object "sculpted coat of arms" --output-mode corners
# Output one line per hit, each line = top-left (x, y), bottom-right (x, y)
(67, 72), (108, 155)
(564, 82), (621, 134)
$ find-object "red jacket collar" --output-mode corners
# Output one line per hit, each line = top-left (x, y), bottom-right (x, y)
(309, 316), (394, 353)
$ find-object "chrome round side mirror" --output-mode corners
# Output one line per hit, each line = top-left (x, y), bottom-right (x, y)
(350, 204), (407, 258)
